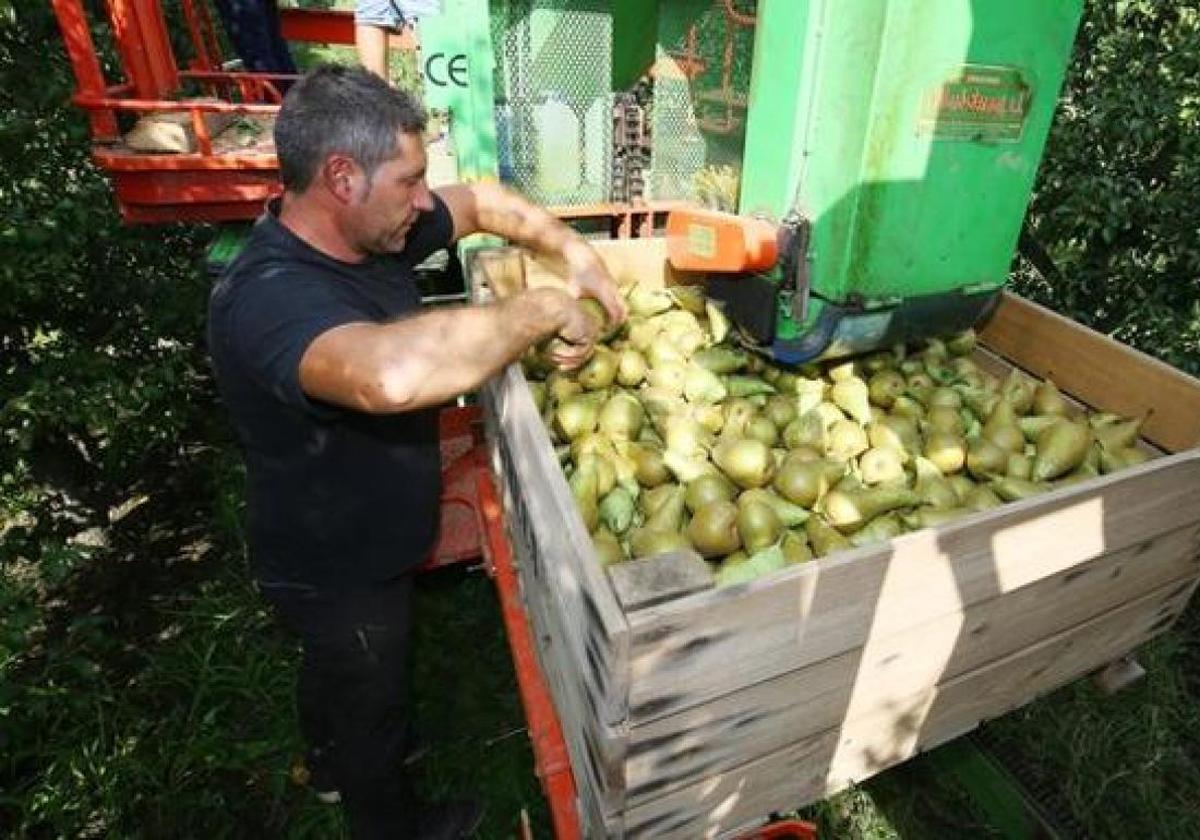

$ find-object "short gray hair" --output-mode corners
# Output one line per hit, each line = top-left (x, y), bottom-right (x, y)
(274, 64), (428, 193)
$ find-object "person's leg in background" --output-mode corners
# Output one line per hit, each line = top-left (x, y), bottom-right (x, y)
(210, 0), (297, 76)
(354, 0), (401, 80)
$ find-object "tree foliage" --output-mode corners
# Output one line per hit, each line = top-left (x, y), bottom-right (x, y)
(1015, 0), (1200, 375)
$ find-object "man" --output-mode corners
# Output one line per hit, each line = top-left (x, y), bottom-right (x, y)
(207, 64), (624, 838)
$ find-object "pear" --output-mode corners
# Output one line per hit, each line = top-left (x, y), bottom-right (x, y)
(683, 364), (728, 404)
(773, 458), (845, 508)
(962, 484), (1004, 511)
(946, 329), (977, 356)
(738, 499), (784, 554)
(913, 456), (960, 509)
(903, 507), (972, 529)
(929, 387), (964, 410)
(830, 376), (873, 425)
(578, 346), (618, 390)
(687, 501), (742, 558)
(569, 460), (599, 531)
(966, 436), (1008, 479)
(738, 488), (810, 528)
(869, 415), (920, 460)
(983, 400), (1025, 453)
(891, 395), (926, 420)
(1018, 415), (1063, 443)
(693, 346), (749, 374)
(859, 446), (906, 485)
(725, 375), (776, 398)
(806, 515), (852, 557)
(1033, 379), (1070, 416)
(1007, 453), (1033, 480)
(991, 477), (1050, 502)
(628, 284), (674, 317)
(592, 527), (626, 566)
(642, 483), (686, 533)
(783, 410), (827, 450)
(849, 513), (903, 547)
(926, 406), (965, 436)
(629, 527), (691, 559)
(867, 369), (907, 408)
(669, 284), (707, 314)
(821, 486), (920, 532)
(597, 393), (645, 439)
(546, 372), (583, 405)
(764, 395), (798, 431)
(1001, 369), (1036, 415)
(924, 430), (966, 474)
(629, 443), (670, 488)
(713, 437), (775, 489)
(685, 473), (738, 513)
(616, 348), (648, 387)
(715, 543), (788, 587)
(1100, 446), (1151, 474)
(1095, 415), (1146, 452)
(598, 487), (636, 536)
(744, 415), (780, 448)
(1032, 420), (1093, 480)
(781, 530), (814, 564)
(826, 419), (870, 462)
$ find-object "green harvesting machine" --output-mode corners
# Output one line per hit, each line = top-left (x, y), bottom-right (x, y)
(426, 0), (1083, 363)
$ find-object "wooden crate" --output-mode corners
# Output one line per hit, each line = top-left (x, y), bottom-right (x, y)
(473, 238), (1200, 839)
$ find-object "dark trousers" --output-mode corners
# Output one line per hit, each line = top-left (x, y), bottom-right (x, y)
(210, 0), (298, 77)
(261, 574), (417, 839)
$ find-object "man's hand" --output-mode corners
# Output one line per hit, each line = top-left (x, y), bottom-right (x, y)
(545, 293), (601, 371)
(563, 241), (628, 326)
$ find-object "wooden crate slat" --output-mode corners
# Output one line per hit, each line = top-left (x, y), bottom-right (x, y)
(624, 452), (1200, 723)
(621, 578), (1197, 839)
(980, 293), (1200, 453)
(486, 365), (631, 726)
(622, 524), (1200, 803)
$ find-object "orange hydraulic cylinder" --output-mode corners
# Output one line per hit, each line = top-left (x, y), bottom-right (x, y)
(666, 207), (779, 273)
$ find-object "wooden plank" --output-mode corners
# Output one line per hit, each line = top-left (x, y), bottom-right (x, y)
(622, 524), (1200, 803)
(607, 550), (715, 611)
(621, 578), (1197, 839)
(482, 382), (628, 826)
(522, 236), (691, 292)
(483, 368), (630, 713)
(979, 293), (1200, 453)
(624, 451), (1200, 723)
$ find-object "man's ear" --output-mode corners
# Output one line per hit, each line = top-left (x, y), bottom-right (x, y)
(321, 154), (363, 204)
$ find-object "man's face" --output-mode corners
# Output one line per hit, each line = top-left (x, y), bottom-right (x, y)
(348, 130), (434, 256)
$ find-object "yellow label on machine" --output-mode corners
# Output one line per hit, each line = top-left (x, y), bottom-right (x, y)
(687, 223), (717, 259)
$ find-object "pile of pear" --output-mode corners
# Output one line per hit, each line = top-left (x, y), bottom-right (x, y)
(522, 283), (1152, 588)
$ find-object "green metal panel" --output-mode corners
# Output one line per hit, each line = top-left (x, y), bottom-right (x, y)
(419, 0), (499, 182)
(741, 0), (1083, 307)
(611, 0), (658, 89)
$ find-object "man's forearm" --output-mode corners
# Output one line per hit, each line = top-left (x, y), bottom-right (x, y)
(355, 286), (566, 412)
(468, 182), (596, 272)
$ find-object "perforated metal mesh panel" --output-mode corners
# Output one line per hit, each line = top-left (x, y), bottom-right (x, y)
(488, 0), (758, 207)
(648, 0), (757, 203)
(491, 0), (614, 205)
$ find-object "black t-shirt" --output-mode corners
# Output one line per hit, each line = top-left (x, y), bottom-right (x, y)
(207, 196), (455, 587)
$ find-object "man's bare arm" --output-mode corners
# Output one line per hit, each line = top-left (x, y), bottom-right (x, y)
(436, 182), (627, 324)
(299, 286), (594, 414)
